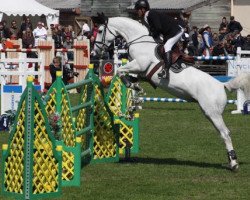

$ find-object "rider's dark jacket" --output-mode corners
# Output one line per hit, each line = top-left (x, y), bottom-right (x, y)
(145, 10), (183, 42)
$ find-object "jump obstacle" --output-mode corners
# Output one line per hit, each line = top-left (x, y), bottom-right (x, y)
(0, 53), (45, 114)
(1, 64), (139, 199)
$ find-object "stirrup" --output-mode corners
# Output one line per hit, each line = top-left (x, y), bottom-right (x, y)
(131, 83), (144, 94)
(158, 69), (168, 79)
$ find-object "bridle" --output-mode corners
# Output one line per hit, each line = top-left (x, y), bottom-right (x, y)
(94, 22), (117, 52)
(94, 20), (157, 56)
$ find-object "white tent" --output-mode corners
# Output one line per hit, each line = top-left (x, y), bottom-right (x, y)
(0, 0), (59, 26)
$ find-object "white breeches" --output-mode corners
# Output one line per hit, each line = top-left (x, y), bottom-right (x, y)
(164, 28), (184, 52)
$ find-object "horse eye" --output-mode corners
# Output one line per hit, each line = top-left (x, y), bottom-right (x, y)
(98, 30), (102, 33)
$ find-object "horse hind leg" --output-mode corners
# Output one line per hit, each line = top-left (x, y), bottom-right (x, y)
(208, 114), (239, 171)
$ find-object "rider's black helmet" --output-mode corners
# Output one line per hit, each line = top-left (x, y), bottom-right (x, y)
(134, 0), (150, 11)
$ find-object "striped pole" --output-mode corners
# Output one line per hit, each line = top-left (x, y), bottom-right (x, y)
(139, 97), (237, 104)
(194, 56), (235, 61)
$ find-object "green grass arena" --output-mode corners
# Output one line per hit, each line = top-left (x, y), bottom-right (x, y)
(0, 82), (250, 200)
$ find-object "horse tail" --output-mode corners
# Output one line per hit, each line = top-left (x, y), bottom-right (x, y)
(224, 73), (250, 99)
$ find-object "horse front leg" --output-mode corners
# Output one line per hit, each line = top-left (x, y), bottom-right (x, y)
(117, 59), (144, 93)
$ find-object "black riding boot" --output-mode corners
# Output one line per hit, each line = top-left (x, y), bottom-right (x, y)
(158, 51), (172, 79)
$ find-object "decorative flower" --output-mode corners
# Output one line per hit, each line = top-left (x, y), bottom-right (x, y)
(48, 112), (62, 140)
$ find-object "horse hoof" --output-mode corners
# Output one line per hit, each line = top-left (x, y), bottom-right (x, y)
(230, 163), (239, 172)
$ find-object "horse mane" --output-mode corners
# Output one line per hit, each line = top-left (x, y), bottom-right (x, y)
(109, 17), (149, 35)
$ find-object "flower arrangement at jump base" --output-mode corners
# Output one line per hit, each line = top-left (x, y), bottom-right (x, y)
(48, 112), (62, 140)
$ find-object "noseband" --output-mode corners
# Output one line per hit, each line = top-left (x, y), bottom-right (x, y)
(94, 22), (117, 52)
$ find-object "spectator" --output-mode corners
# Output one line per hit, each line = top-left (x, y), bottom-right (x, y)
(22, 27), (35, 48)
(47, 24), (55, 39)
(242, 34), (250, 50)
(20, 17), (33, 34)
(212, 32), (219, 46)
(68, 25), (75, 39)
(219, 17), (228, 31)
(22, 27), (37, 58)
(9, 20), (19, 39)
(218, 27), (227, 41)
(81, 20), (91, 38)
(33, 21), (47, 47)
(49, 56), (78, 85)
(49, 56), (64, 84)
(0, 22), (11, 40)
(0, 38), (7, 50)
(62, 26), (73, 42)
(200, 24), (213, 56)
(56, 24), (64, 36)
(197, 33), (204, 55)
(224, 41), (234, 55)
(231, 30), (244, 53)
(190, 26), (199, 54)
(52, 27), (63, 49)
(1, 20), (11, 39)
(63, 36), (74, 60)
(212, 42), (227, 64)
(227, 16), (243, 33)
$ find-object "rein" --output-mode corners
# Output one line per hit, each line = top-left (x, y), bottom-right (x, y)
(95, 22), (157, 55)
(126, 35), (156, 47)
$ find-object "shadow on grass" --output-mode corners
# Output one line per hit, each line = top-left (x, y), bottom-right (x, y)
(119, 157), (247, 171)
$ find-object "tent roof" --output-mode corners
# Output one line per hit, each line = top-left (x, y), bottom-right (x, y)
(0, 0), (59, 16)
(37, 0), (80, 10)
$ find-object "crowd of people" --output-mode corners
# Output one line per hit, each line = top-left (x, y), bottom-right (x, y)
(0, 17), (79, 59)
(187, 16), (250, 61)
(0, 17), (91, 85)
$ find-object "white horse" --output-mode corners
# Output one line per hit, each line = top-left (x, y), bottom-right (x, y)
(93, 15), (250, 170)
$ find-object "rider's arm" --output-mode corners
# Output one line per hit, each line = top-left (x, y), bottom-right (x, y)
(147, 11), (162, 39)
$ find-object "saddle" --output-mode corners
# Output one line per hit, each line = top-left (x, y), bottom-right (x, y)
(146, 45), (195, 87)
(155, 44), (195, 64)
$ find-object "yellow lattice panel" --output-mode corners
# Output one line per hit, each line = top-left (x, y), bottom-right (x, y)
(62, 152), (74, 181)
(45, 88), (57, 115)
(61, 91), (75, 147)
(33, 101), (59, 194)
(108, 80), (122, 116)
(93, 85), (117, 159)
(119, 120), (134, 151)
(4, 101), (26, 193)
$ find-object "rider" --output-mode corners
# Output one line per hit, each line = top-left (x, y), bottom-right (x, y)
(134, 0), (184, 79)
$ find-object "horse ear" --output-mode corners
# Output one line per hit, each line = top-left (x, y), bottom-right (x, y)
(91, 16), (98, 24)
(100, 12), (108, 24)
